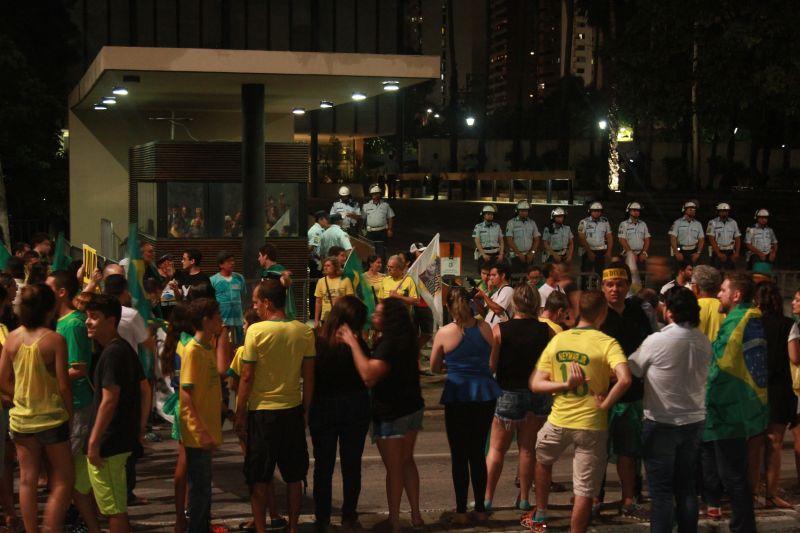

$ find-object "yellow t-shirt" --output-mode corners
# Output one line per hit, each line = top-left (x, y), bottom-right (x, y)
(0, 323), (8, 346)
(228, 346), (244, 378)
(314, 276), (355, 321)
(539, 317), (563, 334)
(243, 320), (316, 410)
(179, 338), (222, 448)
(536, 328), (628, 431)
(698, 297), (724, 343)
(378, 275), (418, 303)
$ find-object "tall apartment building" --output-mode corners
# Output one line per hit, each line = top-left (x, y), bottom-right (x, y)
(536, 0), (596, 97)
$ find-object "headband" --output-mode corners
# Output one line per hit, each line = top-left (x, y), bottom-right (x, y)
(602, 268), (629, 281)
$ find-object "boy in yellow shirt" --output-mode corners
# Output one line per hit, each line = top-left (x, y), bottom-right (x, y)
(179, 298), (223, 533)
(529, 290), (632, 533)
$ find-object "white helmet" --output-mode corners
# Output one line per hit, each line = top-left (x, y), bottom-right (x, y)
(683, 200), (698, 211)
(551, 207), (566, 218)
(516, 200), (530, 211)
(716, 202), (731, 211)
(482, 205), (497, 214)
(369, 185), (381, 195)
(626, 201), (642, 212)
(588, 201), (603, 212)
(755, 208), (770, 218)
(338, 186), (351, 196)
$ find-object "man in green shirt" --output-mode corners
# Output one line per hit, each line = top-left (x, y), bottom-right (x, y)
(47, 271), (101, 533)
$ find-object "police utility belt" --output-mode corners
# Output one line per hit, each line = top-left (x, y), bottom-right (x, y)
(475, 247), (500, 260)
(367, 225), (388, 232)
(677, 244), (697, 252)
(718, 244), (735, 251)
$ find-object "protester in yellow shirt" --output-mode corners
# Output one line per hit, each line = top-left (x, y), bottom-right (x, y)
(691, 265), (725, 342)
(528, 290), (631, 533)
(314, 257), (355, 327)
(378, 255), (418, 307)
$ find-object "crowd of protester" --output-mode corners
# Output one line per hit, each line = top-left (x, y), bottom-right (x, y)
(0, 228), (798, 533)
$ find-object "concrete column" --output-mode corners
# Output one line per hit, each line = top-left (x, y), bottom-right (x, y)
(310, 110), (319, 197)
(241, 84), (265, 285)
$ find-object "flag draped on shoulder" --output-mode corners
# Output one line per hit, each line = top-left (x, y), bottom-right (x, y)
(126, 224), (152, 323)
(343, 250), (375, 327)
(704, 304), (768, 441)
(51, 232), (71, 272)
(407, 234), (443, 327)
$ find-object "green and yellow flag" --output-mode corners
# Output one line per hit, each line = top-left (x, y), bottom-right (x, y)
(704, 304), (768, 442)
(126, 224), (152, 323)
(0, 241), (10, 271)
(342, 250), (375, 328)
(51, 232), (71, 272)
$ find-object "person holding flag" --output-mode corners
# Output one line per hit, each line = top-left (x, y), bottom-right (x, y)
(378, 255), (418, 310)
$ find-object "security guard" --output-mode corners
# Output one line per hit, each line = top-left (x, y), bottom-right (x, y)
(318, 213), (353, 259)
(307, 210), (330, 267)
(505, 200), (541, 273)
(617, 201), (650, 270)
(577, 201), (613, 276)
(362, 184), (395, 260)
(745, 208), (778, 268)
(542, 207), (574, 264)
(473, 205), (504, 270)
(669, 200), (704, 266)
(330, 185), (361, 234)
(706, 202), (741, 271)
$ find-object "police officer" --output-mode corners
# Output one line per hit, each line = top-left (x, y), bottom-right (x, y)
(542, 207), (574, 264)
(577, 201), (613, 276)
(330, 185), (361, 234)
(706, 202), (741, 271)
(505, 200), (541, 273)
(745, 208), (778, 268)
(669, 200), (704, 266)
(318, 213), (353, 259)
(617, 202), (650, 270)
(308, 210), (330, 267)
(473, 205), (504, 270)
(362, 184), (395, 260)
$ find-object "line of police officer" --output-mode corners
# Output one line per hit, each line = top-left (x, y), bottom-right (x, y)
(472, 199), (778, 274)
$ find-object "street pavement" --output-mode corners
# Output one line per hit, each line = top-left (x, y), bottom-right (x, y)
(126, 374), (800, 532)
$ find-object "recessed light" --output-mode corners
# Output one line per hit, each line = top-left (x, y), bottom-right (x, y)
(352, 92), (367, 101)
(319, 100), (334, 109)
(382, 80), (400, 92)
(112, 86), (128, 96)
(102, 96), (117, 105)
(292, 107), (306, 116)
(93, 104), (108, 111)
(433, 113), (440, 119)
(465, 116), (476, 127)
(426, 108), (433, 114)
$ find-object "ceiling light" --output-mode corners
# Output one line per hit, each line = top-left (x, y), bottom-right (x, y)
(433, 113), (440, 119)
(319, 100), (334, 109)
(382, 80), (400, 92)
(426, 108), (433, 114)
(465, 116), (476, 127)
(351, 92), (367, 101)
(292, 107), (306, 116)
(102, 96), (117, 105)
(112, 86), (128, 96)
(93, 104), (108, 111)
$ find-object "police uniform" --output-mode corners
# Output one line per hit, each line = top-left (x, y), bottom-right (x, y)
(506, 216), (540, 271)
(542, 223), (573, 263)
(318, 224), (353, 259)
(706, 217), (741, 270)
(669, 216), (704, 264)
(618, 218), (650, 269)
(330, 199), (361, 233)
(473, 221), (504, 269)
(363, 199), (395, 259)
(745, 224), (777, 268)
(578, 215), (612, 275)
(308, 222), (325, 258)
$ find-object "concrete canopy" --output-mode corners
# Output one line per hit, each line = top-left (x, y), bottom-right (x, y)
(69, 46), (440, 112)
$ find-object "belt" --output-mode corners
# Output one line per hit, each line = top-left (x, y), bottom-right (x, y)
(719, 245), (734, 251)
(590, 247), (608, 251)
(551, 249), (566, 255)
(678, 245), (697, 252)
(484, 248), (500, 254)
(367, 226), (388, 232)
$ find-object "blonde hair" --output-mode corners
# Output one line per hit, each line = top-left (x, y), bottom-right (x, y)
(446, 287), (474, 326)
(323, 256), (342, 277)
(512, 283), (540, 317)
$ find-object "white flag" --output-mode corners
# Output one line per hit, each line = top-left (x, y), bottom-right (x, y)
(407, 234), (443, 327)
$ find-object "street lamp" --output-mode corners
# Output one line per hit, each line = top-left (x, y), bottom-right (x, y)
(598, 120), (608, 130)
(465, 116), (476, 127)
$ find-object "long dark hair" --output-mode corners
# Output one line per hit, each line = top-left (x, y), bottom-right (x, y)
(161, 302), (193, 377)
(318, 295), (367, 354)
(374, 297), (417, 357)
(755, 281), (784, 317)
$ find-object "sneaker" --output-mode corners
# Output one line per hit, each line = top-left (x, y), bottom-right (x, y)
(621, 503), (649, 521)
(144, 431), (161, 442)
(706, 506), (722, 521)
(518, 499), (532, 511)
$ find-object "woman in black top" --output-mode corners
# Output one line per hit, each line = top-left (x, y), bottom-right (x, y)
(340, 297), (424, 532)
(484, 284), (553, 511)
(754, 282), (796, 508)
(309, 296), (372, 528)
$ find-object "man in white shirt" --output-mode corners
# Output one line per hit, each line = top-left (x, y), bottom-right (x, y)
(628, 286), (712, 533)
(538, 263), (564, 308)
(659, 260), (693, 299)
(477, 263), (513, 326)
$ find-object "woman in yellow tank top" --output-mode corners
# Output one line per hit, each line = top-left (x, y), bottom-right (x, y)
(0, 284), (73, 533)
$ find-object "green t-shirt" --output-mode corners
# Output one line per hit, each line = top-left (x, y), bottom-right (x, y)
(56, 310), (93, 409)
(260, 263), (286, 279)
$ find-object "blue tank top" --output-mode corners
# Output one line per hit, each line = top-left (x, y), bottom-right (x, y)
(439, 326), (502, 404)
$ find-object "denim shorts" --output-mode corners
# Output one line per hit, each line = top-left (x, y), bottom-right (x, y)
(371, 407), (424, 442)
(495, 389), (552, 422)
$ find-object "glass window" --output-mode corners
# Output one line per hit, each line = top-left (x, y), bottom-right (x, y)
(137, 182), (157, 236)
(167, 183), (206, 238)
(209, 183), (243, 238)
(265, 183), (301, 238)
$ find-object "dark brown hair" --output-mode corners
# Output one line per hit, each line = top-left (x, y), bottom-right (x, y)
(161, 302), (192, 377)
(446, 286), (473, 326)
(255, 279), (286, 309)
(319, 295), (367, 346)
(18, 283), (56, 329)
(579, 290), (607, 322)
(754, 281), (784, 317)
(188, 298), (220, 332)
(726, 272), (755, 304)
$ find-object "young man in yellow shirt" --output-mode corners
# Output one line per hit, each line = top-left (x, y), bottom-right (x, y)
(529, 290), (632, 533)
(179, 298), (224, 533)
(690, 265), (724, 342)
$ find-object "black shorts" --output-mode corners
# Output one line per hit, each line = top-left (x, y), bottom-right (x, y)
(244, 406), (308, 485)
(414, 305), (434, 336)
(768, 388), (799, 427)
(11, 420), (70, 445)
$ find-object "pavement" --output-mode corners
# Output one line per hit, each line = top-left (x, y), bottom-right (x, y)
(124, 373), (800, 532)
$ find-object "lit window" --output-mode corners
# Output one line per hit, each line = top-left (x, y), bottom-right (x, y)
(538, 82), (546, 90)
(577, 33), (585, 40)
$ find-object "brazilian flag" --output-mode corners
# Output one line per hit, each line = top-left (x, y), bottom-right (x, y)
(0, 241), (10, 271)
(126, 224), (152, 323)
(51, 232), (72, 272)
(704, 304), (768, 442)
(342, 250), (375, 328)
